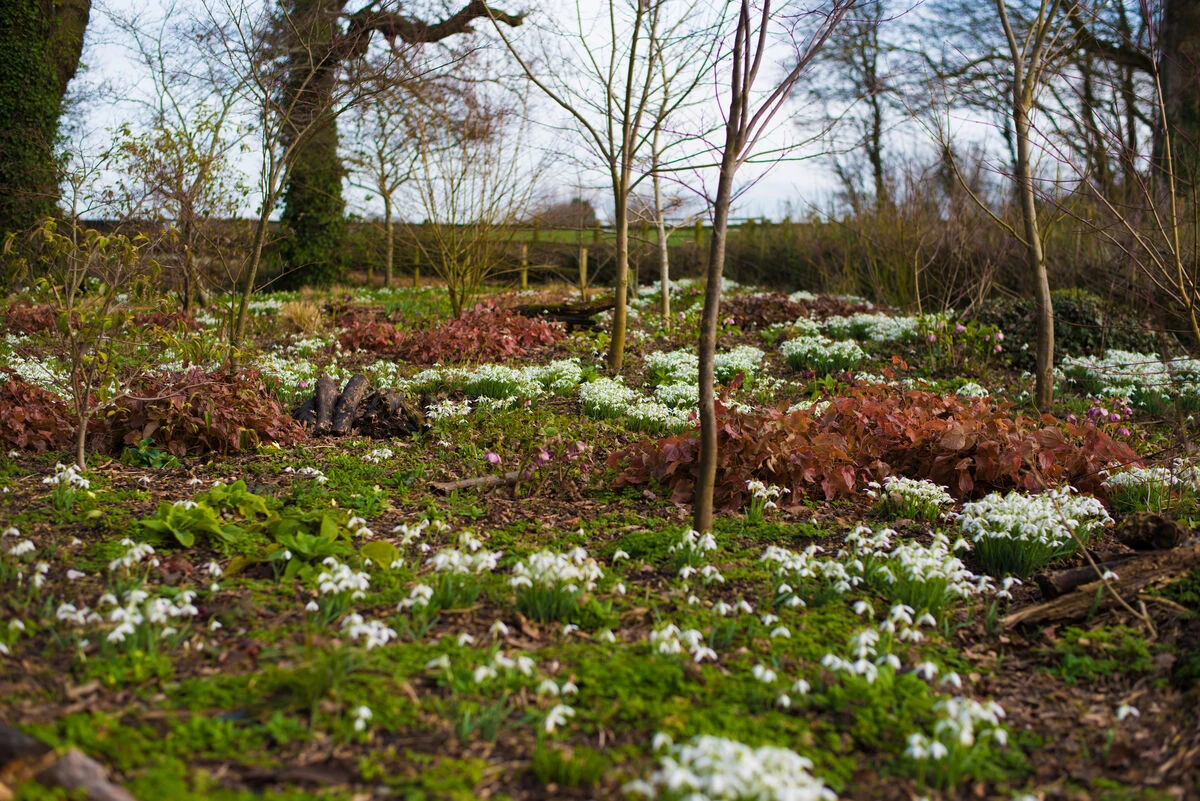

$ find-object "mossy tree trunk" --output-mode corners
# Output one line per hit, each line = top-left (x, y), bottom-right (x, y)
(0, 0), (90, 236)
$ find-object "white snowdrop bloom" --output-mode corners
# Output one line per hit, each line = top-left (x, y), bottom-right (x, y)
(509, 549), (604, 593)
(560, 681), (578, 696)
(700, 565), (725, 584)
(1116, 704), (1140, 722)
(341, 615), (397, 649)
(693, 646), (718, 663)
(940, 672), (963, 689)
(761, 614), (779, 625)
(612, 550), (630, 562)
(160, 627), (178, 639)
(916, 613), (937, 628)
(928, 741), (949, 760)
(614, 582), (626, 595)
(1101, 570), (1119, 581)
(905, 733), (930, 760)
(0, 644), (8, 655)
(305, 601), (319, 613)
(209, 620), (222, 632)
(63, 568), (86, 579)
(678, 565), (697, 580)
(7, 539), (35, 557)
(915, 662), (939, 680)
(562, 624), (579, 636)
(770, 627), (791, 639)
(187, 477), (204, 486)
(777, 693), (792, 709)
(489, 620), (510, 637)
(473, 665), (498, 684)
(598, 629), (617, 643)
(628, 735), (836, 801)
(425, 655), (451, 671)
(515, 655), (536, 676)
(352, 705), (373, 732)
(713, 602), (733, 616)
(687, 595), (701, 605)
(751, 664), (777, 684)
(735, 600), (754, 615)
(792, 679), (811, 695)
(544, 704), (575, 733)
(1, 527), (17, 537)
(457, 632), (474, 646)
(398, 584), (434, 611)
(537, 679), (560, 696)
(785, 596), (806, 608)
(9, 619), (26, 632)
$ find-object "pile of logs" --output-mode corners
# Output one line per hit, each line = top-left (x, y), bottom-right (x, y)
(291, 374), (425, 438)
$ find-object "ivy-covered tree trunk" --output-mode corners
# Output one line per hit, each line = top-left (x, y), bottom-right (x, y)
(272, 0), (524, 289)
(0, 0), (90, 236)
(274, 0), (347, 289)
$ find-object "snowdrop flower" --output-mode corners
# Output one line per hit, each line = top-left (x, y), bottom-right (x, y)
(1116, 704), (1140, 722)
(687, 594), (700, 605)
(209, 620), (222, 632)
(612, 550), (630, 562)
(544, 704), (575, 733)
(1101, 570), (1119, 581)
(65, 569), (85, 580)
(489, 620), (510, 637)
(713, 601), (733, 616)
(853, 600), (874, 618)
(537, 679), (560, 696)
(915, 662), (939, 680)
(457, 632), (474, 646)
(678, 565), (697, 580)
(770, 626), (791, 639)
(1, 527), (17, 537)
(651, 732), (674, 751)
(187, 477), (205, 486)
(735, 600), (754, 615)
(562, 623), (579, 636)
(425, 655), (451, 671)
(560, 681), (578, 695)
(614, 582), (626, 595)
(305, 601), (319, 613)
(792, 679), (811, 695)
(777, 693), (792, 709)
(9, 620), (25, 632)
(751, 664), (777, 684)
(7, 540), (34, 557)
(598, 629), (616, 643)
(352, 705), (373, 732)
(473, 665), (498, 684)
(761, 614), (779, 625)
(940, 672), (962, 689)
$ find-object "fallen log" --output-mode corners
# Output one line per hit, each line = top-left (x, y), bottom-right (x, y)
(1115, 512), (1192, 551)
(331, 374), (369, 435)
(1005, 541), (1200, 627)
(431, 471), (521, 493)
(0, 722), (137, 801)
(1034, 552), (1142, 599)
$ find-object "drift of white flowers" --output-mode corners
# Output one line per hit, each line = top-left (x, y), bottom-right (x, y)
(955, 381), (991, 398)
(865, 476), (955, 521)
(1102, 460), (1200, 494)
(781, 335), (865, 374)
(509, 548), (604, 593)
(623, 734), (836, 801)
(824, 312), (922, 342)
(959, 487), (1111, 553)
(580, 378), (640, 419)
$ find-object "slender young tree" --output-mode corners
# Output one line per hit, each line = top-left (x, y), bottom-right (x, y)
(693, 0), (852, 535)
(488, 0), (723, 370)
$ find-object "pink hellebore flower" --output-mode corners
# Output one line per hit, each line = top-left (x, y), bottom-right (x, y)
(927, 334), (937, 342)
(955, 324), (966, 334)
(485, 452), (501, 465)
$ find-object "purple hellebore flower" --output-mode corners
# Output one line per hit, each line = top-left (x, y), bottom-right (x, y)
(485, 451), (501, 465)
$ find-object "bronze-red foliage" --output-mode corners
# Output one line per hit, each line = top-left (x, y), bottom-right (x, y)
(608, 383), (1138, 511)
(3, 303), (60, 335)
(108, 368), (306, 457)
(338, 302), (565, 364)
(0, 372), (74, 452)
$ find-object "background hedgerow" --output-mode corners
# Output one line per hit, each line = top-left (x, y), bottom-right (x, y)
(609, 383), (1137, 511)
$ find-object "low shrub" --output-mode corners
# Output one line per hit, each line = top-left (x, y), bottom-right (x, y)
(609, 383), (1137, 511)
(338, 302), (565, 364)
(0, 372), (74, 452)
(107, 367), (306, 457)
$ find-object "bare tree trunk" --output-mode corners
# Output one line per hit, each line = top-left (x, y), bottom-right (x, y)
(608, 197), (630, 369)
(232, 201), (272, 347)
(383, 195), (394, 288)
(694, 156), (738, 535)
(1014, 104), (1054, 408)
(654, 170), (671, 327)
